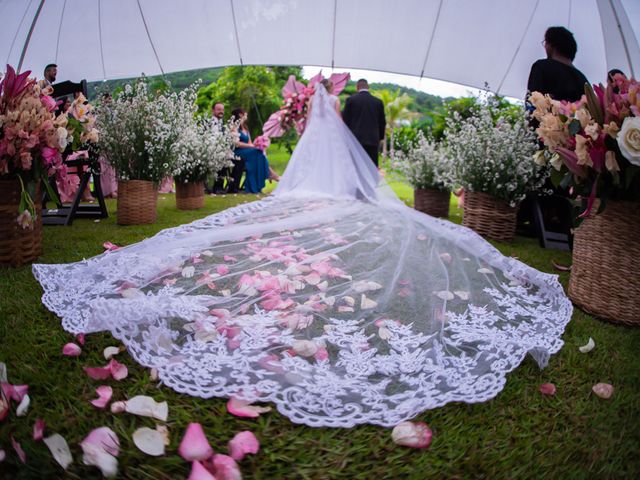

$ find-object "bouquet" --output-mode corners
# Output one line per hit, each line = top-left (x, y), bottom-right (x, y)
(252, 135), (270, 153)
(530, 74), (640, 216)
(262, 71), (350, 138)
(96, 78), (197, 183)
(172, 116), (237, 183)
(445, 98), (546, 207)
(390, 130), (451, 191)
(0, 65), (95, 229)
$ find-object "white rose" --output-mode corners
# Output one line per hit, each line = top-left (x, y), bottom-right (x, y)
(617, 117), (640, 166)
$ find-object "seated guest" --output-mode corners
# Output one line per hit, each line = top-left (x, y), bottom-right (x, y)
(38, 63), (57, 89)
(527, 26), (589, 103)
(607, 69), (626, 93)
(231, 108), (278, 194)
(209, 102), (232, 194)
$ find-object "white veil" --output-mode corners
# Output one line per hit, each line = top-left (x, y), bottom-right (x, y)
(33, 85), (572, 428)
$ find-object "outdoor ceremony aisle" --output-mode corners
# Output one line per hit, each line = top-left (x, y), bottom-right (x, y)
(1, 187), (639, 478)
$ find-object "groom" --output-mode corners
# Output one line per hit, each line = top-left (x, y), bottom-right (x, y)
(342, 79), (386, 167)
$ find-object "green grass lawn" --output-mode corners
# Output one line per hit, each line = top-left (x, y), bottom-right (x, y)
(1, 145), (639, 479)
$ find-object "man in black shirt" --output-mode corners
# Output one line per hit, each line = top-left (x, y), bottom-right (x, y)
(527, 26), (589, 102)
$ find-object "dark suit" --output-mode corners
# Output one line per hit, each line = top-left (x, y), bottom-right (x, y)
(342, 90), (386, 166)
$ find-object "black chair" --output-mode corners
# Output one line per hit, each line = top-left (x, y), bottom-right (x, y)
(519, 193), (573, 250)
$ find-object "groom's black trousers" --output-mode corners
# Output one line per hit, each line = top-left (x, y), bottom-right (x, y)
(361, 144), (379, 167)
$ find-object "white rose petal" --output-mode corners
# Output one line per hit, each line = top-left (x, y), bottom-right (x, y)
(44, 434), (73, 470)
(132, 427), (165, 456)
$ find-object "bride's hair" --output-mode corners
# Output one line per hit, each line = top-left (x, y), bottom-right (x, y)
(320, 78), (333, 93)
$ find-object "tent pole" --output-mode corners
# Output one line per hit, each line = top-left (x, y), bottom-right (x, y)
(330, 0), (338, 69)
(419, 0), (443, 79)
(17, 0), (46, 73)
(136, 0), (165, 76)
(229, 0), (244, 65)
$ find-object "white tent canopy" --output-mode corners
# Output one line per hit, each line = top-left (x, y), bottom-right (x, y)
(2, 0), (639, 99)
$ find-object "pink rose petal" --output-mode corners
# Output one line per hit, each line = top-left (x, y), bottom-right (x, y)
(84, 360), (128, 381)
(391, 421), (432, 449)
(227, 397), (271, 418)
(83, 365), (112, 380)
(108, 359), (128, 380)
(228, 431), (260, 461)
(80, 427), (119, 477)
(223, 255), (238, 263)
(217, 265), (230, 276)
(81, 427), (120, 457)
(592, 383), (614, 399)
(188, 460), (217, 480)
(33, 419), (46, 441)
(76, 333), (86, 345)
(62, 342), (82, 357)
(212, 454), (242, 480)
(103, 242), (121, 252)
(11, 436), (26, 463)
(1, 383), (28, 402)
(91, 386), (113, 409)
(179, 423), (213, 461)
(539, 383), (556, 396)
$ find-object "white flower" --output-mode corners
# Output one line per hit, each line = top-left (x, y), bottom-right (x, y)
(617, 116), (640, 166)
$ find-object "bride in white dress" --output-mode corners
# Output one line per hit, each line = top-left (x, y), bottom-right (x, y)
(33, 84), (572, 428)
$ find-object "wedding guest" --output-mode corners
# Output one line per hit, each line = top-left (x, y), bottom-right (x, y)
(38, 63), (57, 89)
(210, 102), (231, 194)
(231, 108), (278, 194)
(61, 96), (72, 113)
(527, 26), (589, 103)
(607, 69), (626, 93)
(342, 79), (386, 166)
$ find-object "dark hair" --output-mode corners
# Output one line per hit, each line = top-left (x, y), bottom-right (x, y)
(44, 63), (57, 72)
(356, 78), (369, 89)
(608, 68), (625, 81)
(230, 108), (246, 123)
(544, 27), (578, 60)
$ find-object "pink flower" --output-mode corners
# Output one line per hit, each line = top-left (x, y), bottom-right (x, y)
(391, 421), (433, 449)
(179, 423), (213, 461)
(40, 94), (58, 112)
(41, 146), (59, 166)
(228, 431), (260, 461)
(16, 209), (33, 229)
(539, 383), (556, 396)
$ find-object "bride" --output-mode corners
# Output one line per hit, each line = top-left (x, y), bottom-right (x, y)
(34, 84), (572, 428)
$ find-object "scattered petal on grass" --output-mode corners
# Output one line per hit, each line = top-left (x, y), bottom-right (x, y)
(539, 383), (556, 396)
(391, 421), (432, 449)
(103, 347), (122, 360)
(343, 296), (355, 306)
(103, 242), (120, 252)
(132, 427), (165, 456)
(439, 253), (452, 263)
(44, 434), (73, 470)
(179, 423), (213, 461)
(1, 383), (28, 402)
(223, 255), (237, 262)
(592, 383), (614, 399)
(454, 291), (470, 301)
(417, 234), (428, 241)
(212, 454), (242, 480)
(84, 359), (128, 381)
(91, 386), (113, 409)
(0, 362), (6, 383)
(110, 395), (168, 421)
(292, 340), (318, 357)
(304, 272), (321, 285)
(434, 291), (454, 301)
(360, 294), (377, 309)
(16, 394), (30, 416)
(579, 337), (595, 353)
(228, 431), (260, 461)
(0, 449), (4, 462)
(81, 427), (119, 478)
(217, 265), (230, 276)
(62, 343), (82, 357)
(338, 306), (354, 313)
(33, 419), (46, 441)
(477, 268), (494, 274)
(0, 391), (9, 421)
(182, 266), (196, 278)
(156, 425), (170, 446)
(551, 260), (571, 272)
(227, 397), (271, 418)
(188, 460), (217, 480)
(11, 436), (26, 463)
(150, 368), (159, 381)
(76, 334), (86, 345)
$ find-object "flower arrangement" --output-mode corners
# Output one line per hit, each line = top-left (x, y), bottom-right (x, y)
(262, 71), (350, 138)
(0, 65), (96, 229)
(172, 116), (237, 183)
(390, 130), (451, 191)
(252, 135), (270, 154)
(530, 74), (640, 216)
(96, 78), (195, 183)
(444, 98), (546, 207)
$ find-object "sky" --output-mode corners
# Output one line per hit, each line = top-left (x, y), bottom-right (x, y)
(302, 66), (486, 99)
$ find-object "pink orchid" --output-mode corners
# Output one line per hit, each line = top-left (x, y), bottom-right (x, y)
(33, 419), (46, 441)
(91, 386), (113, 408)
(179, 423), (213, 461)
(539, 383), (556, 396)
(11, 436), (26, 463)
(188, 460), (217, 480)
(391, 421), (433, 449)
(228, 431), (260, 461)
(1, 65), (33, 100)
(227, 397), (271, 418)
(62, 342), (82, 356)
(209, 454), (242, 480)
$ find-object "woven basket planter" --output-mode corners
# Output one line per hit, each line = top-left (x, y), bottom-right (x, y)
(569, 200), (640, 325)
(0, 178), (43, 267)
(116, 180), (158, 225)
(414, 188), (450, 218)
(463, 191), (518, 242)
(175, 181), (205, 210)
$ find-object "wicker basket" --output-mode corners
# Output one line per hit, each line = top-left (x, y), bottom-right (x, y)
(568, 200), (640, 325)
(175, 181), (205, 210)
(414, 188), (450, 218)
(463, 191), (518, 242)
(0, 178), (43, 267)
(116, 180), (158, 225)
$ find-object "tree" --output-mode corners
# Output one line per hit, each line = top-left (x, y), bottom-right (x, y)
(374, 89), (416, 158)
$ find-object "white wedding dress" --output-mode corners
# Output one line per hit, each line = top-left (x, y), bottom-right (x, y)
(33, 85), (572, 428)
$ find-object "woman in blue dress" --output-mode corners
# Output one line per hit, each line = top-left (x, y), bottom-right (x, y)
(231, 108), (279, 193)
